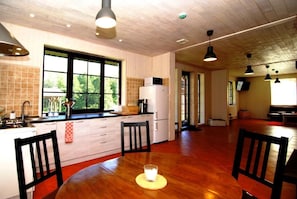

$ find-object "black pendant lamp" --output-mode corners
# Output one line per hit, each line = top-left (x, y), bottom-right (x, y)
(274, 70), (280, 83)
(203, 30), (217, 62)
(275, 78), (280, 83)
(0, 23), (29, 56)
(244, 53), (254, 75)
(264, 65), (272, 81)
(95, 0), (116, 29)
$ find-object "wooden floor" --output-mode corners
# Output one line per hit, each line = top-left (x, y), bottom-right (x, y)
(34, 119), (297, 199)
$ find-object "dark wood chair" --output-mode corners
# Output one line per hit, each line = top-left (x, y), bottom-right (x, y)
(15, 130), (63, 199)
(282, 149), (297, 196)
(121, 120), (151, 156)
(232, 128), (288, 199)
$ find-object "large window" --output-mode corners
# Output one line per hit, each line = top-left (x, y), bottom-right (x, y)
(43, 48), (121, 115)
(270, 78), (296, 105)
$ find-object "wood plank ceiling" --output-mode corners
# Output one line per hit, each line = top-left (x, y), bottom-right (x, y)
(0, 0), (296, 77)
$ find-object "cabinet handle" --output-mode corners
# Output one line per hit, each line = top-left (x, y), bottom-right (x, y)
(74, 120), (84, 123)
(90, 134), (107, 137)
(99, 126), (107, 129)
(45, 123), (56, 126)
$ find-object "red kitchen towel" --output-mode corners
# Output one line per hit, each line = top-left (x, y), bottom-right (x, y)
(65, 122), (73, 143)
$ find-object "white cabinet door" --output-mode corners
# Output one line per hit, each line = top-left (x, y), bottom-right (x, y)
(153, 119), (168, 143)
(34, 122), (57, 169)
(0, 128), (36, 199)
(119, 114), (154, 148)
(34, 122), (57, 134)
(120, 114), (153, 124)
(86, 117), (120, 154)
(56, 119), (96, 164)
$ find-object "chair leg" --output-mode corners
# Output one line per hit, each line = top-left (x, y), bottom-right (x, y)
(295, 184), (297, 199)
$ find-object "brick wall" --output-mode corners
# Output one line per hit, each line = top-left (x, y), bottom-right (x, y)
(126, 78), (144, 106)
(0, 64), (39, 117)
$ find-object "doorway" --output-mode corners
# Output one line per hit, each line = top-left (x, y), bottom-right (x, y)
(181, 71), (190, 129)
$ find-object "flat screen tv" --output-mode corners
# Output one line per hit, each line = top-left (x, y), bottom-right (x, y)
(236, 80), (250, 91)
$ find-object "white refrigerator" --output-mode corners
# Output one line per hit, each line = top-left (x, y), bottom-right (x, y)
(139, 85), (168, 143)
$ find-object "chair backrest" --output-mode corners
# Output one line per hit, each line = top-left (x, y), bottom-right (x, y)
(15, 130), (63, 199)
(232, 128), (288, 199)
(121, 120), (151, 156)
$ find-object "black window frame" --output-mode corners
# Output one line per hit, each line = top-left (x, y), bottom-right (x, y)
(42, 47), (122, 114)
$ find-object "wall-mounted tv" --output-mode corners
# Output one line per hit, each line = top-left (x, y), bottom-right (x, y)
(236, 80), (250, 91)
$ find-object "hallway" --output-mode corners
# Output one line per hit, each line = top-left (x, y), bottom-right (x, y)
(34, 119), (297, 198)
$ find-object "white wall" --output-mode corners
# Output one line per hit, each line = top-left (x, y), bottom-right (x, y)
(0, 23), (153, 107)
(211, 70), (228, 122)
(0, 23), (152, 78)
(152, 52), (171, 78)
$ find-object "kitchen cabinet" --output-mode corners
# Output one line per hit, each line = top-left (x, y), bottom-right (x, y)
(33, 121), (57, 169)
(0, 127), (36, 199)
(94, 117), (121, 153)
(34, 114), (153, 167)
(33, 121), (57, 134)
(55, 118), (120, 166)
(56, 120), (88, 165)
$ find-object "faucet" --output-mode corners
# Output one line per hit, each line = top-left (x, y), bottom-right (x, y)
(21, 100), (30, 122)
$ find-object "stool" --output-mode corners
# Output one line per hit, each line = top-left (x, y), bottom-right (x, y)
(238, 110), (251, 119)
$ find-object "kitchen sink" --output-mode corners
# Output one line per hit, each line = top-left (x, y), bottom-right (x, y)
(0, 119), (33, 129)
(26, 117), (44, 122)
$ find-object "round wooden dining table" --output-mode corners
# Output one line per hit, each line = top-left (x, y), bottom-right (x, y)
(55, 152), (242, 199)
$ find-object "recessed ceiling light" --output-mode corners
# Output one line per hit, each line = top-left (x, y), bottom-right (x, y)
(178, 12), (187, 19)
(29, 13), (35, 18)
(176, 38), (189, 45)
(96, 32), (100, 36)
(66, 24), (71, 28)
(118, 39), (123, 42)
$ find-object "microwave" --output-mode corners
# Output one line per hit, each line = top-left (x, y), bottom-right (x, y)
(144, 77), (163, 86)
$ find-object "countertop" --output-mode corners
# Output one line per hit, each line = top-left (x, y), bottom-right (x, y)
(29, 112), (153, 123)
